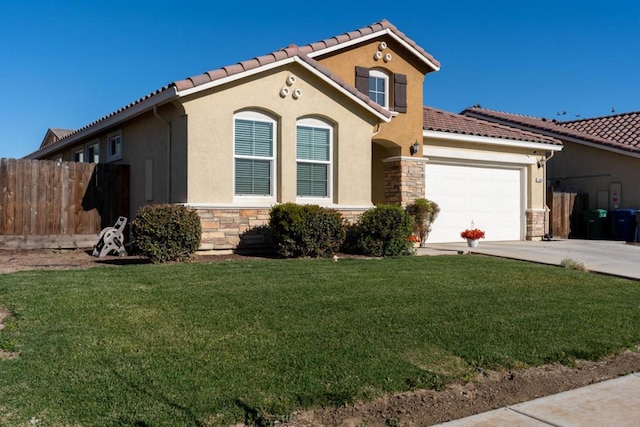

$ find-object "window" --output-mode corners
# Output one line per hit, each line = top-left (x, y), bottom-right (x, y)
(296, 118), (332, 199)
(108, 134), (122, 161)
(355, 66), (407, 112)
(87, 143), (100, 163)
(73, 149), (84, 163)
(234, 112), (276, 198)
(368, 70), (389, 108)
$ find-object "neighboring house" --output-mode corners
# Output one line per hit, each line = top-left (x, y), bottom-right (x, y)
(422, 107), (561, 243)
(463, 108), (640, 212)
(25, 20), (559, 249)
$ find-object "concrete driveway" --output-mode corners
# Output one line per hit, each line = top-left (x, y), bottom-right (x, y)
(420, 239), (640, 280)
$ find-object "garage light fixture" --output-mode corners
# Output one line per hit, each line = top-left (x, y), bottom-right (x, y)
(410, 141), (420, 156)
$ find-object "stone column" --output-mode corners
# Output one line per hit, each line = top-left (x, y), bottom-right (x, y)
(526, 208), (546, 241)
(382, 156), (427, 206)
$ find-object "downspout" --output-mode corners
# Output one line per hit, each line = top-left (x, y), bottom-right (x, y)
(153, 105), (172, 202)
(542, 150), (556, 239)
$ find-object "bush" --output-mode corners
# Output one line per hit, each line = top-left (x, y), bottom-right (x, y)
(131, 204), (202, 263)
(346, 204), (414, 257)
(406, 198), (440, 247)
(269, 203), (346, 258)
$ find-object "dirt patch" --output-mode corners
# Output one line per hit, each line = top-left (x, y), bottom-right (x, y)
(285, 350), (640, 426)
(0, 249), (639, 423)
(0, 307), (19, 360)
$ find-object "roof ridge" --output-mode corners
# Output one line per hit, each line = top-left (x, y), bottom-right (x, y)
(561, 110), (640, 124)
(462, 106), (547, 120)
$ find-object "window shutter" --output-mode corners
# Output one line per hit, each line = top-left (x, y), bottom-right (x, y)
(355, 66), (370, 95)
(394, 73), (407, 113)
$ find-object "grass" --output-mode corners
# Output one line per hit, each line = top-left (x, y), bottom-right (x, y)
(0, 256), (639, 426)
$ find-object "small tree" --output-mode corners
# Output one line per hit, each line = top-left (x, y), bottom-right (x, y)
(406, 198), (440, 247)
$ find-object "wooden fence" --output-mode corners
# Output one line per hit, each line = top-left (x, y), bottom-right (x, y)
(0, 159), (129, 249)
(547, 191), (589, 239)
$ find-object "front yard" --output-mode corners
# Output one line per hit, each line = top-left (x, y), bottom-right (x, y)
(0, 255), (639, 426)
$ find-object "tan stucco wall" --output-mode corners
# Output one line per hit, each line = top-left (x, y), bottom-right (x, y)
(548, 140), (640, 210)
(181, 63), (380, 207)
(317, 36), (428, 157)
(35, 102), (187, 220)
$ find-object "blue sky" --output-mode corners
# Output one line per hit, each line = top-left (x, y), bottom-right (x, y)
(1, 0), (638, 159)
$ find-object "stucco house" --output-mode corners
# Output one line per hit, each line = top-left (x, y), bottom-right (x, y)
(25, 20), (561, 249)
(463, 107), (640, 236)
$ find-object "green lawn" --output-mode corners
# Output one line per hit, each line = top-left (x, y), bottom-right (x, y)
(0, 256), (639, 426)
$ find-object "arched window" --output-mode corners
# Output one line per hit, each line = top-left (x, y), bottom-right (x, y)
(233, 111), (276, 199)
(296, 117), (333, 199)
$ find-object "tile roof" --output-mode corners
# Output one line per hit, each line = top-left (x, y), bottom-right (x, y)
(561, 111), (640, 148)
(462, 107), (640, 155)
(173, 19), (439, 92)
(30, 19), (430, 158)
(39, 128), (76, 149)
(423, 106), (562, 146)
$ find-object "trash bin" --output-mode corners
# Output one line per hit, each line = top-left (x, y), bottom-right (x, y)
(584, 209), (608, 239)
(636, 211), (640, 242)
(610, 209), (638, 242)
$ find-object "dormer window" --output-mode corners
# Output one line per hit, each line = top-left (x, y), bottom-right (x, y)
(368, 70), (389, 108)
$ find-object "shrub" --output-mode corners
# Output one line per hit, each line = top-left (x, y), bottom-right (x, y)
(406, 198), (440, 247)
(269, 203), (346, 258)
(346, 204), (414, 257)
(131, 204), (202, 263)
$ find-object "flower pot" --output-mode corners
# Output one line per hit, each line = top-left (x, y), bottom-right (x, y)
(466, 238), (479, 248)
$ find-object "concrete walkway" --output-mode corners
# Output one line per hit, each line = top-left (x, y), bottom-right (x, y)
(434, 373), (640, 427)
(416, 239), (640, 426)
(418, 239), (640, 280)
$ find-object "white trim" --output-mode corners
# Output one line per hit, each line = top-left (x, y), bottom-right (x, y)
(369, 69), (389, 109)
(526, 208), (547, 213)
(423, 130), (563, 152)
(423, 146), (537, 165)
(233, 111), (277, 203)
(307, 28), (440, 72)
(26, 87), (178, 160)
(176, 57), (391, 123)
(107, 132), (122, 162)
(382, 156), (429, 163)
(296, 117), (333, 200)
(184, 202), (374, 211)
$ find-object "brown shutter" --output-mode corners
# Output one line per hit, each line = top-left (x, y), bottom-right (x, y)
(394, 73), (407, 113)
(355, 66), (370, 95)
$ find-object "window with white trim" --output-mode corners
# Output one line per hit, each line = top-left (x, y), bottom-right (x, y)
(296, 118), (332, 199)
(234, 111), (276, 198)
(73, 149), (84, 163)
(87, 142), (100, 163)
(108, 134), (122, 161)
(369, 69), (389, 108)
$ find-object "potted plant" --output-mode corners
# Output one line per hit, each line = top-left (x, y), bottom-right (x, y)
(461, 226), (485, 247)
(406, 198), (440, 247)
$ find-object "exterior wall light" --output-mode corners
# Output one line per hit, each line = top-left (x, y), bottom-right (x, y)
(410, 141), (420, 156)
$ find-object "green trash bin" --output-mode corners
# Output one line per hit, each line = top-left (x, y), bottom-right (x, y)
(584, 209), (607, 239)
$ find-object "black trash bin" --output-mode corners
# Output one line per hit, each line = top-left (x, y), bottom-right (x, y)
(611, 209), (638, 242)
(584, 209), (607, 239)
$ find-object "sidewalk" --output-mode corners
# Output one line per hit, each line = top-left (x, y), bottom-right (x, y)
(434, 373), (640, 426)
(417, 239), (640, 426)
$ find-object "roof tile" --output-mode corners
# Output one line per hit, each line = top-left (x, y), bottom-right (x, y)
(424, 106), (561, 145)
(462, 107), (640, 154)
(189, 74), (211, 87)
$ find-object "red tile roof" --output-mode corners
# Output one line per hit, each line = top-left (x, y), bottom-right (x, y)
(423, 106), (562, 146)
(173, 19), (440, 91)
(561, 112), (640, 148)
(462, 107), (640, 155)
(30, 19), (431, 158)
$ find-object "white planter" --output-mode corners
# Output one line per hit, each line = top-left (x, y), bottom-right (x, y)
(466, 238), (479, 248)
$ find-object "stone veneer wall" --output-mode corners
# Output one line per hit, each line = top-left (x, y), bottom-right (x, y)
(383, 157), (426, 206)
(195, 207), (370, 252)
(526, 209), (546, 241)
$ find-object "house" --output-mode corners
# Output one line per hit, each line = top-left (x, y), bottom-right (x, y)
(463, 107), (640, 237)
(25, 20), (561, 249)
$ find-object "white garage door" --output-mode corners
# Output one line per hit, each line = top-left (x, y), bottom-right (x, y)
(424, 163), (523, 243)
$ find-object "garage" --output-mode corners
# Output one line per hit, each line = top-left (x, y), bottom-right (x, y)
(424, 162), (524, 243)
